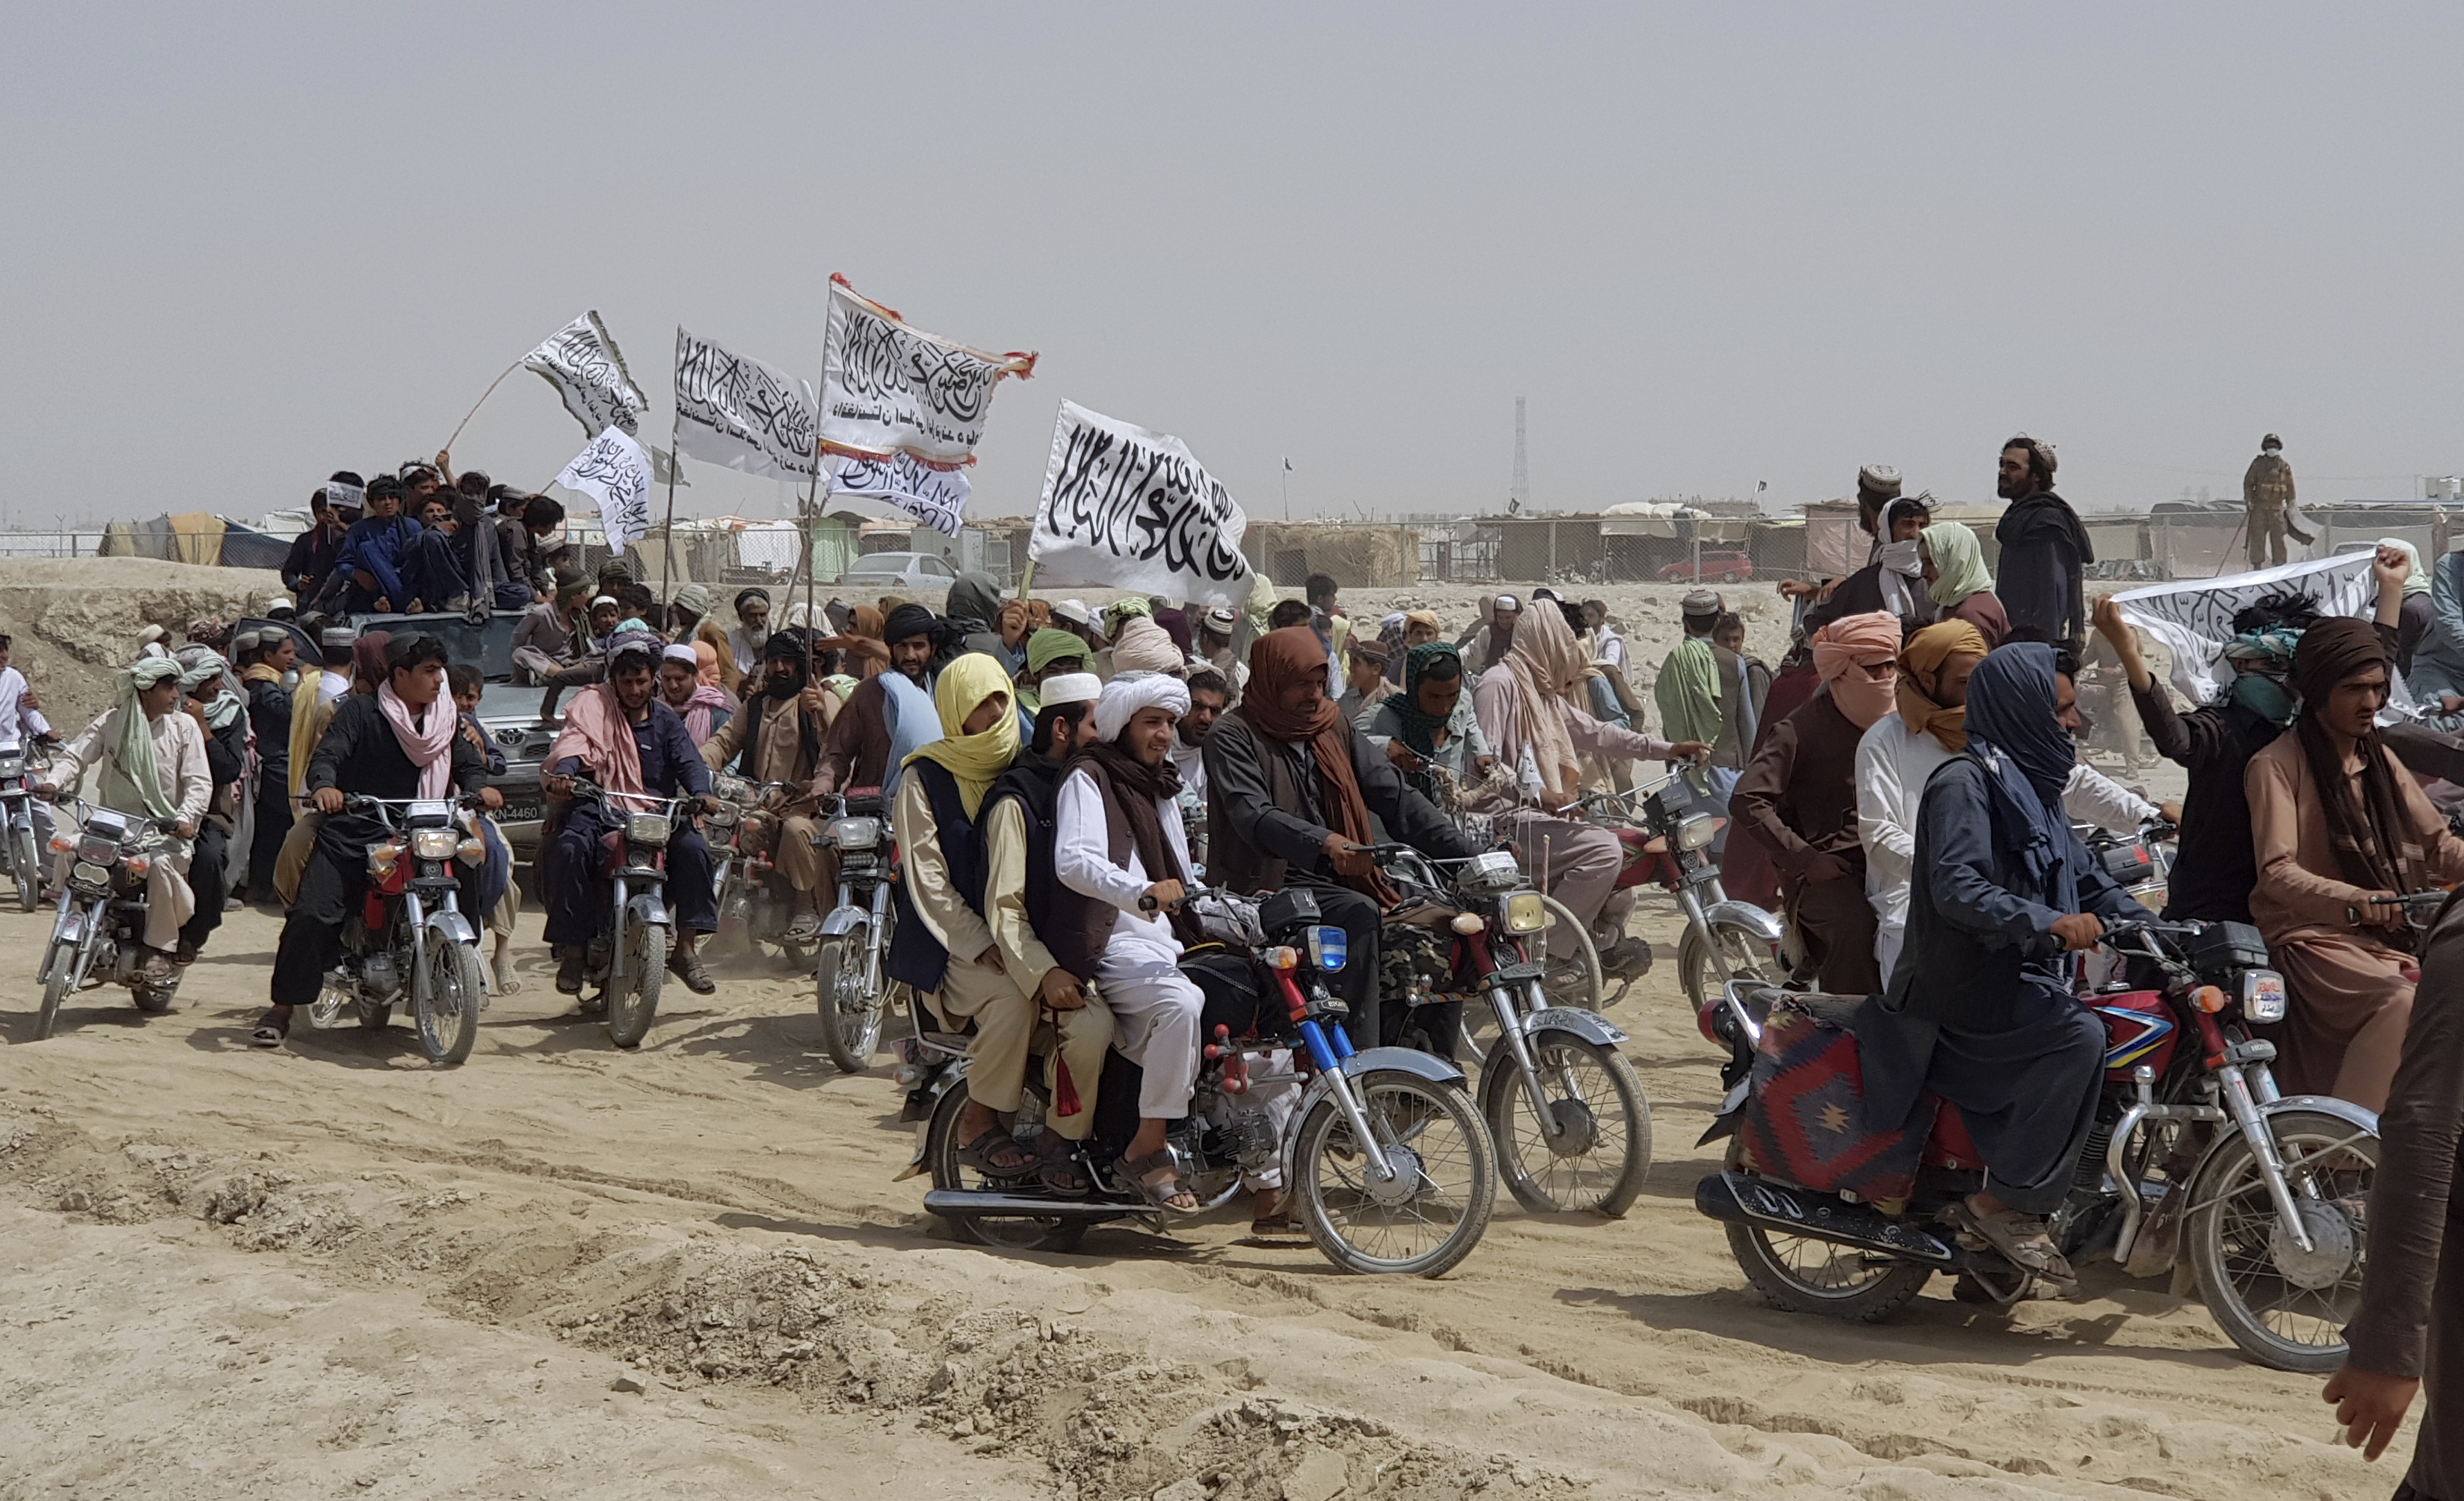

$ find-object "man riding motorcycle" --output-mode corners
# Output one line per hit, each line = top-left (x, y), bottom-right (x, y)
(1205, 626), (1485, 1053)
(253, 632), (498, 1048)
(41, 655), (211, 982)
(1854, 642), (2153, 1285)
(697, 630), (832, 942)
(539, 630), (723, 997)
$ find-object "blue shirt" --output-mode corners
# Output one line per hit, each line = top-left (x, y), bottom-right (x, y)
(333, 515), (422, 609)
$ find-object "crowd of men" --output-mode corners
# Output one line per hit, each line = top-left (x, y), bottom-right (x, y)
(13, 432), (2459, 1480)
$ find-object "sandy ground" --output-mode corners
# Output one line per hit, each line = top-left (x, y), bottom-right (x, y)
(0, 880), (2406, 1500)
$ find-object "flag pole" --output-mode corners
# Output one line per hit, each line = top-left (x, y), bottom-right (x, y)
(657, 414), (681, 614)
(443, 357), (524, 457)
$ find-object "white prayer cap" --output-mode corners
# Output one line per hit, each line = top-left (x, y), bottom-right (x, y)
(1093, 670), (1189, 742)
(661, 644), (699, 666)
(265, 596), (291, 614)
(1051, 598), (1092, 626)
(1039, 671), (1101, 709)
(590, 594), (618, 609)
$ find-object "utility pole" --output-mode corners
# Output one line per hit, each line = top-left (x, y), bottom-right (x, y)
(1511, 397), (1528, 512)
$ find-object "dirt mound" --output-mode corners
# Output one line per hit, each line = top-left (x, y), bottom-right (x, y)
(0, 557), (283, 728)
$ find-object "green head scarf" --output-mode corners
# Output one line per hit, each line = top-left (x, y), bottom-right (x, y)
(1922, 521), (1995, 609)
(103, 657), (184, 829)
(1026, 627), (1090, 675)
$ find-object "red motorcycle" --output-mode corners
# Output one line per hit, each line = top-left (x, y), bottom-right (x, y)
(1693, 919), (2380, 1373)
(1575, 773), (1782, 1009)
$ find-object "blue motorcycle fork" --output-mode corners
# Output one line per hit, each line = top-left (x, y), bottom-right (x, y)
(1277, 967), (1392, 1182)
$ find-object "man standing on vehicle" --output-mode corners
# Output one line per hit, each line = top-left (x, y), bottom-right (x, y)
(1857, 643), (2152, 1285)
(2243, 433), (2312, 571)
(699, 631), (833, 942)
(538, 631), (722, 998)
(42, 656), (211, 983)
(1207, 627), (1483, 1052)
(249, 633), (498, 1048)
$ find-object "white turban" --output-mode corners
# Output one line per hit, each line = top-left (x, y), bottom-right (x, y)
(1093, 670), (1189, 742)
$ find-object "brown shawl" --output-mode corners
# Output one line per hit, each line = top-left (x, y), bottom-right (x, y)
(1244, 625), (1395, 904)
(2291, 618), (2427, 921)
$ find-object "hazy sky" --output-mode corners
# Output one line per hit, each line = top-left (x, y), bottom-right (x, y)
(8, 4), (2461, 530)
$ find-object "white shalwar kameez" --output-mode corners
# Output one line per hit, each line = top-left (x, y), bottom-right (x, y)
(1053, 767), (1205, 1120)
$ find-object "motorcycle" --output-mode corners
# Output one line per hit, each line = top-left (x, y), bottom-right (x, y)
(303, 795), (491, 1065)
(708, 775), (820, 964)
(33, 799), (181, 1037)
(2081, 813), (2176, 914)
(1695, 919), (2380, 1372)
(1381, 844), (1652, 1216)
(1576, 772), (1783, 1010)
(562, 781), (697, 1050)
(907, 882), (1499, 1277)
(0, 738), (47, 911)
(811, 788), (895, 1073)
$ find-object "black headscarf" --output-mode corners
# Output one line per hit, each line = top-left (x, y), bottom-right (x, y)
(2291, 618), (2424, 908)
(1962, 643), (2077, 912)
(882, 602), (938, 648)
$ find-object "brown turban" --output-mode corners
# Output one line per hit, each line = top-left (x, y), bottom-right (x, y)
(2291, 618), (2423, 905)
(1244, 626), (1393, 905)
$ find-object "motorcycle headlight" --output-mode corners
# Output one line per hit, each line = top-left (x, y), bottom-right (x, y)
(367, 842), (401, 877)
(1674, 813), (1720, 851)
(0, 755), (21, 778)
(625, 813), (672, 847)
(1502, 890), (1548, 934)
(1304, 925), (1347, 973)
(77, 835), (118, 864)
(410, 828), (460, 860)
(2242, 969), (2287, 1023)
(827, 816), (880, 851)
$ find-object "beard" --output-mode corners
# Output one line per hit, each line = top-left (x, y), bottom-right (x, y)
(762, 668), (807, 700)
(1996, 471), (2028, 500)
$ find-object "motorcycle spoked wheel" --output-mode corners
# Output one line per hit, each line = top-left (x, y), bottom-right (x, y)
(35, 937), (77, 1039)
(1719, 1141), (1932, 1320)
(604, 920), (667, 1050)
(12, 826), (38, 912)
(924, 1079), (1090, 1254)
(1679, 921), (1779, 1011)
(1537, 896), (1602, 1010)
(1292, 1071), (1497, 1278)
(2185, 1108), (2379, 1373)
(813, 929), (882, 1073)
(1480, 1030), (1652, 1217)
(414, 940), (486, 1066)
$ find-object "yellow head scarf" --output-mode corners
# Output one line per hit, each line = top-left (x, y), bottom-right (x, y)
(1896, 621), (1989, 752)
(901, 651), (1020, 815)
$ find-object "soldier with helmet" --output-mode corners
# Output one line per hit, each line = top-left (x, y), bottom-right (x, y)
(2244, 433), (2313, 569)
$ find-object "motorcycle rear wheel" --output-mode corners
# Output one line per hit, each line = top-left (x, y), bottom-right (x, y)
(13, 826), (38, 912)
(1293, 1071), (1496, 1278)
(924, 1079), (1089, 1253)
(1722, 1143), (1930, 1319)
(2187, 1107), (2378, 1373)
(1679, 921), (1779, 1010)
(416, 940), (485, 1066)
(605, 921), (667, 1050)
(1481, 1031), (1651, 1217)
(814, 930), (882, 1073)
(35, 938), (72, 1039)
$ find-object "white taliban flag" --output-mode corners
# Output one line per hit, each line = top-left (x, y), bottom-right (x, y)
(818, 275), (1035, 467)
(523, 311), (648, 437)
(1028, 400), (1254, 607)
(828, 451), (970, 537)
(555, 426), (656, 556)
(672, 326), (819, 481)
(2112, 550), (2378, 703)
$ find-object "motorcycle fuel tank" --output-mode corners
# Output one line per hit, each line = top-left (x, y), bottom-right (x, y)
(2091, 989), (2179, 1084)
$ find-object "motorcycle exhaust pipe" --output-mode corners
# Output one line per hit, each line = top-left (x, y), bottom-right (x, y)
(1694, 1172), (1957, 1265)
(922, 1190), (1136, 1220)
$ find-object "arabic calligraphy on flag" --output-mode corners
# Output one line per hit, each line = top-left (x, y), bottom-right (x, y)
(818, 275), (1035, 467)
(555, 426), (656, 556)
(1027, 401), (1254, 607)
(829, 452), (970, 537)
(672, 327), (819, 482)
(522, 311), (647, 438)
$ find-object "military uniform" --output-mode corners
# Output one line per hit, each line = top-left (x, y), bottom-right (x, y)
(2243, 444), (2309, 569)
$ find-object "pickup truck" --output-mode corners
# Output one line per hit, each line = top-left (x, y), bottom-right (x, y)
(341, 611), (559, 864)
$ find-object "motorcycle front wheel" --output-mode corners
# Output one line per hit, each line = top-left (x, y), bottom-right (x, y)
(12, 826), (38, 912)
(416, 940), (485, 1065)
(923, 1078), (1090, 1254)
(1480, 1030), (1651, 1217)
(1679, 920), (1780, 1009)
(814, 930), (882, 1073)
(1292, 1070), (1496, 1278)
(2187, 1108), (2379, 1373)
(605, 920), (667, 1050)
(35, 937), (73, 1039)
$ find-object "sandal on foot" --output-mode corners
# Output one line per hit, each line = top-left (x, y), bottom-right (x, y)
(955, 1126), (1038, 1180)
(1123, 1148), (1202, 1214)
(667, 949), (715, 995)
(250, 1009), (290, 1050)
(1035, 1138), (1092, 1197)
(1949, 1201), (2077, 1285)
(554, 948), (586, 996)
(493, 957), (522, 994)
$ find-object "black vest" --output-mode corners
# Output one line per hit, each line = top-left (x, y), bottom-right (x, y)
(982, 756), (1107, 982)
(886, 758), (988, 992)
